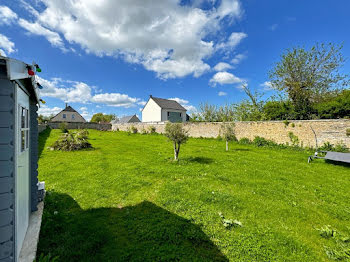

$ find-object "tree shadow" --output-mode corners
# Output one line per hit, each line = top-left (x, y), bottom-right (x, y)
(37, 192), (228, 262)
(185, 156), (214, 164)
(232, 148), (250, 152)
(38, 127), (51, 157)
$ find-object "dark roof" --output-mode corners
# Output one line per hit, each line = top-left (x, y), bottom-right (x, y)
(62, 106), (77, 112)
(115, 115), (140, 124)
(151, 96), (186, 111)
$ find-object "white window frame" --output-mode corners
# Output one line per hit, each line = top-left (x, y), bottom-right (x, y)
(63, 113), (66, 119)
(19, 105), (30, 154)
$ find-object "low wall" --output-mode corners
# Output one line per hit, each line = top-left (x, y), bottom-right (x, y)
(43, 122), (111, 131)
(112, 119), (350, 148)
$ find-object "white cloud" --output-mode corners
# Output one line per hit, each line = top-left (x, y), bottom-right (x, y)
(80, 107), (87, 111)
(0, 6), (17, 25)
(12, 0), (244, 79)
(216, 32), (247, 51)
(214, 62), (232, 71)
(260, 81), (273, 90)
(36, 76), (92, 103)
(218, 91), (227, 96)
(91, 93), (143, 108)
(0, 33), (15, 54)
(168, 97), (197, 113)
(38, 105), (62, 117)
(18, 18), (66, 51)
(269, 24), (278, 31)
(231, 53), (246, 65)
(210, 71), (244, 86)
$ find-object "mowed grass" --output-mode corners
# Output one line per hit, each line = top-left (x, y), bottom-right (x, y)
(37, 129), (350, 261)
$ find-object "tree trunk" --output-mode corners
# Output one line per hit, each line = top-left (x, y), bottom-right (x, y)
(174, 143), (178, 161)
(226, 140), (229, 151)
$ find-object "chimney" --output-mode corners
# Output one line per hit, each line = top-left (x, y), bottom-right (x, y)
(65, 103), (68, 108)
(149, 95), (152, 98)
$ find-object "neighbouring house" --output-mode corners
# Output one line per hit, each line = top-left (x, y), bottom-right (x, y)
(142, 95), (187, 122)
(50, 103), (86, 123)
(0, 56), (42, 261)
(111, 115), (141, 124)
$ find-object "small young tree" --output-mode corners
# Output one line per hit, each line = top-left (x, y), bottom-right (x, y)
(164, 122), (189, 161)
(220, 123), (236, 151)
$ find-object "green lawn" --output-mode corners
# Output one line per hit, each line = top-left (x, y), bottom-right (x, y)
(37, 129), (350, 261)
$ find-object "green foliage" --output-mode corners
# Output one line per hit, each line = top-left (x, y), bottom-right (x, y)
(58, 122), (68, 133)
(288, 132), (299, 147)
(319, 141), (349, 152)
(127, 125), (138, 134)
(34, 253), (59, 262)
(347, 129), (350, 137)
(220, 123), (237, 142)
(90, 113), (116, 123)
(314, 89), (350, 119)
(164, 123), (189, 160)
(51, 130), (92, 151)
(140, 128), (148, 135)
(238, 137), (251, 144)
(317, 225), (337, 239)
(253, 136), (276, 147)
(38, 114), (52, 124)
(148, 125), (156, 134)
(270, 43), (349, 119)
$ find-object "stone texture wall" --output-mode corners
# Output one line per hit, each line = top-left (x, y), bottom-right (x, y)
(112, 119), (350, 148)
(38, 124), (47, 133)
(47, 122), (111, 131)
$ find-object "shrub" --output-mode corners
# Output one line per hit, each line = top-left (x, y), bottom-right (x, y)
(52, 130), (92, 151)
(253, 136), (270, 147)
(127, 125), (138, 134)
(319, 142), (335, 151)
(346, 129), (350, 137)
(288, 132), (299, 147)
(334, 142), (349, 153)
(141, 128), (148, 135)
(164, 122), (189, 161)
(148, 126), (156, 134)
(59, 122), (68, 133)
(238, 137), (251, 144)
(220, 123), (237, 151)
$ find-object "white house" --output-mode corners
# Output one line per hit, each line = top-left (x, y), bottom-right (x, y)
(142, 95), (187, 123)
(0, 56), (42, 261)
(50, 104), (86, 123)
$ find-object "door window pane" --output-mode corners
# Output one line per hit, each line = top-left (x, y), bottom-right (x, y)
(21, 108), (25, 128)
(21, 130), (25, 152)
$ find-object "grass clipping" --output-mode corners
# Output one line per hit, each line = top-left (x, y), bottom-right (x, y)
(51, 130), (92, 151)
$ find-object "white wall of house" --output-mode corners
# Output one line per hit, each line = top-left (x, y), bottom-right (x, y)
(142, 99), (161, 122)
(161, 109), (186, 122)
(51, 111), (86, 123)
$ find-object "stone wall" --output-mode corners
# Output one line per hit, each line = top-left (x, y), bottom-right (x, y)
(47, 122), (111, 131)
(112, 119), (350, 148)
(38, 124), (47, 133)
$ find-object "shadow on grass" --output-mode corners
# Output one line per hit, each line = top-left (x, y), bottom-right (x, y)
(37, 192), (228, 262)
(232, 148), (250, 152)
(38, 127), (51, 158)
(325, 159), (350, 168)
(186, 156), (214, 164)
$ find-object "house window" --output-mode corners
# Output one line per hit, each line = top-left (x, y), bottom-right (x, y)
(167, 112), (170, 117)
(180, 113), (182, 117)
(63, 114), (66, 119)
(20, 106), (29, 152)
(72, 114), (75, 119)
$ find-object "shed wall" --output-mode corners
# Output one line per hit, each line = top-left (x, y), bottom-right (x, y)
(0, 78), (16, 262)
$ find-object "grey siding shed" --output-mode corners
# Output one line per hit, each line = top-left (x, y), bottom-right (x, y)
(0, 77), (16, 261)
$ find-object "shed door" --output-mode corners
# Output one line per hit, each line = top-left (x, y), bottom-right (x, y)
(15, 84), (30, 259)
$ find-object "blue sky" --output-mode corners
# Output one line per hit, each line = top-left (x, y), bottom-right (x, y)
(1, 0), (349, 120)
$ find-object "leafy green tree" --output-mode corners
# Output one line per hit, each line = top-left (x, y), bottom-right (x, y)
(90, 113), (116, 123)
(313, 89), (350, 119)
(38, 114), (52, 123)
(164, 123), (189, 161)
(220, 123), (236, 151)
(269, 43), (349, 119)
